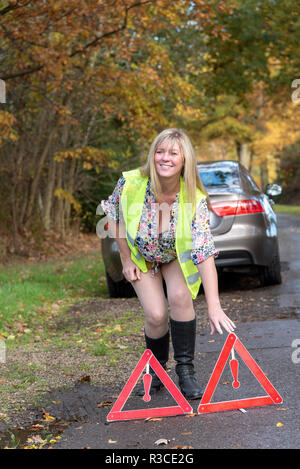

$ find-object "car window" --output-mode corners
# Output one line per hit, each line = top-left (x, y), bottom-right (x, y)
(198, 166), (240, 189)
(242, 171), (260, 192)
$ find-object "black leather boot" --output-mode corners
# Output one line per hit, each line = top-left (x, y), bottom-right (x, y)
(135, 330), (169, 396)
(170, 318), (203, 400)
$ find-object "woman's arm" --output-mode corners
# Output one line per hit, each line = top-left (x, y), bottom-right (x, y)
(197, 256), (236, 335)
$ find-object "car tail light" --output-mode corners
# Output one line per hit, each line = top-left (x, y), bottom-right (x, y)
(211, 199), (264, 217)
(236, 199), (264, 215)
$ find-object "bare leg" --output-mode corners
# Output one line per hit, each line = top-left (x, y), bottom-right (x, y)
(130, 268), (169, 395)
(161, 259), (202, 399)
(160, 259), (195, 321)
(130, 268), (168, 339)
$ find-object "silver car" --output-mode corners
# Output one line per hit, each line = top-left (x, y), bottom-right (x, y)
(101, 160), (282, 297)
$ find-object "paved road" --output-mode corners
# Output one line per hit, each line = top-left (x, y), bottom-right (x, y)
(46, 213), (300, 451)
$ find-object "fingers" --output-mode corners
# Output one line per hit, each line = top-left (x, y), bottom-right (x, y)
(130, 266), (141, 281)
(135, 266), (142, 281)
(222, 318), (235, 334)
(123, 265), (141, 282)
(216, 322), (223, 335)
(209, 314), (236, 336)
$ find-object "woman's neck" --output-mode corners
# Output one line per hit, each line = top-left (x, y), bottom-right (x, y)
(158, 176), (180, 197)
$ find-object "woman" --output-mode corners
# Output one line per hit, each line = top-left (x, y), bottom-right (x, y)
(101, 128), (236, 400)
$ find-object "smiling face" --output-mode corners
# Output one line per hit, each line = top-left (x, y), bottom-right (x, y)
(154, 139), (184, 181)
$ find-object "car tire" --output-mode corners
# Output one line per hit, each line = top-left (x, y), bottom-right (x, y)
(105, 271), (136, 298)
(259, 253), (282, 287)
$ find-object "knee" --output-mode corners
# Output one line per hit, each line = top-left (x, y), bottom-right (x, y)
(168, 287), (192, 310)
(146, 307), (168, 329)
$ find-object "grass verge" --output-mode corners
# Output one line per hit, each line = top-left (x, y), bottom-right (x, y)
(273, 204), (300, 216)
(0, 250), (144, 421)
(0, 251), (107, 335)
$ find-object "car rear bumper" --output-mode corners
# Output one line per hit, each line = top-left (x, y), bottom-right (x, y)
(215, 250), (253, 267)
(213, 230), (279, 268)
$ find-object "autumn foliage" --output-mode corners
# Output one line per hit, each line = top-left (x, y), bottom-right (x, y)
(0, 0), (300, 255)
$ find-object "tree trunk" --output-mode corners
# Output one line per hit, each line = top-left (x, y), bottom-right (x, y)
(44, 156), (56, 230)
(65, 158), (77, 232)
(13, 136), (25, 231)
(59, 121), (72, 235)
(260, 164), (269, 191)
(236, 142), (250, 169)
(55, 162), (65, 238)
(24, 93), (72, 230)
(248, 150), (254, 173)
(11, 178), (19, 252)
(25, 125), (57, 227)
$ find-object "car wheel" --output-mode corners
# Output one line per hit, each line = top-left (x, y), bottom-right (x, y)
(259, 254), (282, 287)
(105, 271), (136, 298)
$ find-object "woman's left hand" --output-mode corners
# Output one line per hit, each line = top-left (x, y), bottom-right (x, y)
(208, 305), (236, 335)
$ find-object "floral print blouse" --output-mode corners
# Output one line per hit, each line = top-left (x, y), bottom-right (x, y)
(101, 176), (218, 274)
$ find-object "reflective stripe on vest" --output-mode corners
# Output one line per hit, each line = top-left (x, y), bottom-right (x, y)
(179, 250), (193, 263)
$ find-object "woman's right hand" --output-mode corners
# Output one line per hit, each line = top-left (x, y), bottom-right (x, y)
(122, 258), (141, 282)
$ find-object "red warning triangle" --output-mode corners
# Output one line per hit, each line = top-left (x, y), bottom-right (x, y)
(198, 333), (283, 414)
(107, 349), (193, 422)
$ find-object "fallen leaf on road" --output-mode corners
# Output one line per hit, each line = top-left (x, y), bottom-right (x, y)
(185, 413), (198, 418)
(27, 435), (46, 445)
(108, 439), (117, 444)
(276, 422), (284, 427)
(28, 424), (44, 431)
(97, 401), (112, 407)
(42, 410), (55, 422)
(171, 445), (194, 449)
(154, 438), (170, 446)
(78, 375), (91, 383)
(146, 417), (162, 422)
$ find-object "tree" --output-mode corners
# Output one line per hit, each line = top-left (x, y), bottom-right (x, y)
(2, 0), (300, 253)
(0, 0), (232, 248)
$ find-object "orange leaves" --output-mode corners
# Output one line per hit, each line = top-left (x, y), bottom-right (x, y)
(1, 0), (231, 84)
(54, 146), (108, 177)
(0, 0), (243, 240)
(42, 409), (56, 422)
(54, 189), (82, 214)
(0, 111), (18, 145)
(55, 147), (107, 164)
(97, 400), (113, 408)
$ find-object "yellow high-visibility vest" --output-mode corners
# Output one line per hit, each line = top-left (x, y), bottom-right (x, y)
(121, 168), (206, 299)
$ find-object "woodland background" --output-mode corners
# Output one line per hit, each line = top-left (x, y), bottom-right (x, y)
(1, 0), (300, 258)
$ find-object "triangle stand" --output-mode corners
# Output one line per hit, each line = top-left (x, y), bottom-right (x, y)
(107, 349), (193, 422)
(198, 333), (283, 414)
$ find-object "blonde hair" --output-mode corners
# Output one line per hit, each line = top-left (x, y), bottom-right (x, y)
(140, 128), (208, 208)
